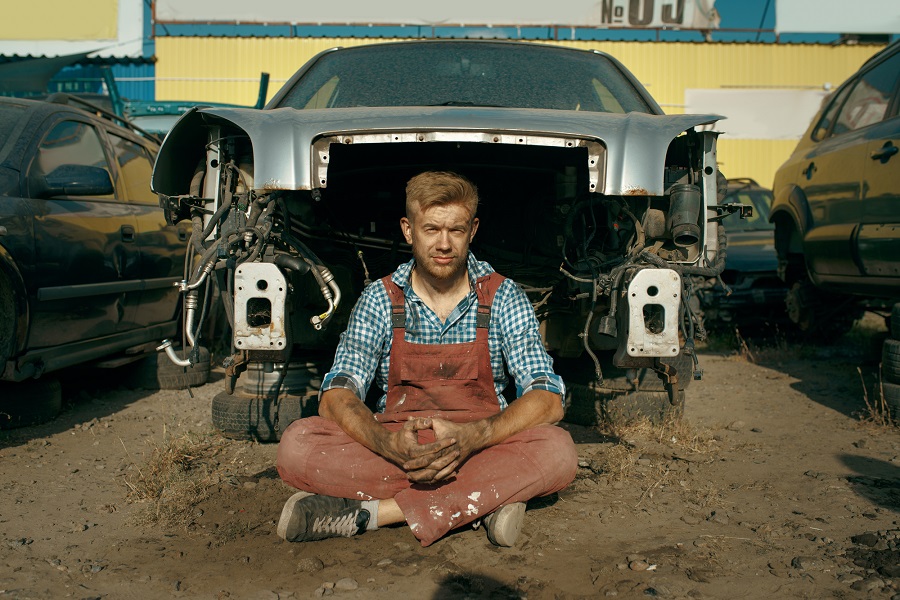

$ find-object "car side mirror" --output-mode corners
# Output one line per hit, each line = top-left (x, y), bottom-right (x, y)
(31, 164), (114, 198)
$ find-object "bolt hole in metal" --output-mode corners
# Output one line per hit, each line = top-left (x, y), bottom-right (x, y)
(647, 285), (659, 297)
(257, 279), (268, 291)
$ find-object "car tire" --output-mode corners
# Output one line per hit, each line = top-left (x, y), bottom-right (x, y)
(211, 390), (318, 442)
(0, 277), (15, 366)
(785, 280), (862, 341)
(565, 384), (684, 426)
(882, 338), (900, 384)
(132, 346), (211, 390)
(891, 303), (900, 340)
(882, 381), (900, 420)
(0, 378), (62, 429)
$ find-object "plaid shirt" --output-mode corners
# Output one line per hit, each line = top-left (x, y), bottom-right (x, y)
(321, 252), (565, 412)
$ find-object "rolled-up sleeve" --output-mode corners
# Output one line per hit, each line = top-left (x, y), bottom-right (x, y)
(319, 281), (390, 401)
(494, 281), (566, 404)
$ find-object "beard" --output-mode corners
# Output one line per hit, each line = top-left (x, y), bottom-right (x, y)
(412, 245), (468, 281)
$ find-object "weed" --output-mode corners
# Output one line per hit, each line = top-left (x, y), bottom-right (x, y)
(595, 444), (636, 482)
(122, 430), (231, 528)
(857, 366), (895, 428)
(604, 412), (718, 455)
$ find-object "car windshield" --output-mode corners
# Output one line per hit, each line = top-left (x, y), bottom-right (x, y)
(274, 42), (654, 114)
(723, 186), (775, 232)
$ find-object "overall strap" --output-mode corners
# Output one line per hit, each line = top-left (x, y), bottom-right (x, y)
(381, 276), (407, 330)
(474, 273), (506, 329)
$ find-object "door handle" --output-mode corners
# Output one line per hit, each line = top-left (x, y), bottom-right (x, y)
(121, 225), (135, 242)
(803, 162), (817, 180)
(870, 142), (898, 163)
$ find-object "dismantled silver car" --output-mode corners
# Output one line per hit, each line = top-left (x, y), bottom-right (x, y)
(151, 40), (729, 438)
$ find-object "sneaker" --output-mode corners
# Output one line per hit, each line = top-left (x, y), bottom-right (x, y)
(483, 502), (526, 547)
(276, 491), (370, 542)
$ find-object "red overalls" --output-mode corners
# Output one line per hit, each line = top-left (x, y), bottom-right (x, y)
(277, 273), (578, 546)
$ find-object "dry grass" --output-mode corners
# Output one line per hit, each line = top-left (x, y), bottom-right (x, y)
(605, 412), (719, 455)
(857, 366), (895, 428)
(593, 444), (636, 482)
(122, 430), (232, 528)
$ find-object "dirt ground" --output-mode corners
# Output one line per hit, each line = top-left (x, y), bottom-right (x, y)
(1, 315), (898, 600)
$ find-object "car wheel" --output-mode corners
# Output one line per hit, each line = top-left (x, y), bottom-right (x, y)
(565, 384), (684, 426)
(132, 346), (211, 390)
(882, 339), (900, 384)
(211, 390), (318, 442)
(785, 280), (861, 340)
(0, 378), (62, 429)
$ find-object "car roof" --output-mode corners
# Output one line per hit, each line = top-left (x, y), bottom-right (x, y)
(0, 95), (159, 143)
(0, 96), (159, 168)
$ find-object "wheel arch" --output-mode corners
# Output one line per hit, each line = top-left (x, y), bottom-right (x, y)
(770, 185), (812, 280)
(0, 244), (29, 365)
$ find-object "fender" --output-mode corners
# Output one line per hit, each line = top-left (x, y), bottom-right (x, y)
(0, 243), (29, 359)
(770, 184), (813, 258)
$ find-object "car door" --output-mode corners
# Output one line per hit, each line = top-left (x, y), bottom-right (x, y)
(107, 132), (187, 328)
(857, 50), (900, 282)
(25, 116), (140, 348)
(803, 48), (900, 283)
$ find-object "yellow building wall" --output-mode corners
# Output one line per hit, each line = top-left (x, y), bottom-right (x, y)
(155, 38), (885, 188)
(2, 0), (118, 40)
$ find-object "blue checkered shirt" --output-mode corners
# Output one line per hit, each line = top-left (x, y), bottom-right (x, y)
(321, 252), (565, 412)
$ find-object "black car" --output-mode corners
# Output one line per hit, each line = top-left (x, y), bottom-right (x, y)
(0, 96), (207, 428)
(695, 178), (788, 331)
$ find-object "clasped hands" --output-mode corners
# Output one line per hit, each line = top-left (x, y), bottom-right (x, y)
(390, 416), (485, 484)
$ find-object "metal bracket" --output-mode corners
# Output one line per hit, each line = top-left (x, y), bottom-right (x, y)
(625, 269), (681, 358)
(233, 263), (288, 351)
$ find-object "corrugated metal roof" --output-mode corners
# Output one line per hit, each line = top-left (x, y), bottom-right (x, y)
(0, 54), (154, 65)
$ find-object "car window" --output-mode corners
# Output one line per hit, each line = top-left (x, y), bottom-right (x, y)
(832, 51), (900, 136)
(277, 43), (653, 114)
(812, 85), (852, 141)
(110, 134), (156, 204)
(31, 119), (115, 199)
(723, 188), (774, 232)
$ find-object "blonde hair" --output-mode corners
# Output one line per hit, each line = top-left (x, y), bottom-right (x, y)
(405, 171), (478, 221)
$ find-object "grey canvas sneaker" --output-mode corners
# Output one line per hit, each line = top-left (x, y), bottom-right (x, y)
(276, 491), (370, 542)
(483, 502), (526, 547)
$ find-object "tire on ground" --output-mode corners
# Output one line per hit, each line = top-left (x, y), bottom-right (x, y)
(211, 390), (319, 442)
(566, 384), (684, 426)
(882, 381), (900, 421)
(883, 338), (900, 384)
(0, 378), (62, 429)
(891, 303), (900, 341)
(132, 346), (211, 390)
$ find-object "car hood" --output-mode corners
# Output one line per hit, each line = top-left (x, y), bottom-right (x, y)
(153, 105), (722, 197)
(724, 229), (778, 272)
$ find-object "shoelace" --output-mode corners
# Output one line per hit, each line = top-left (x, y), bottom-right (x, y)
(312, 510), (360, 537)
